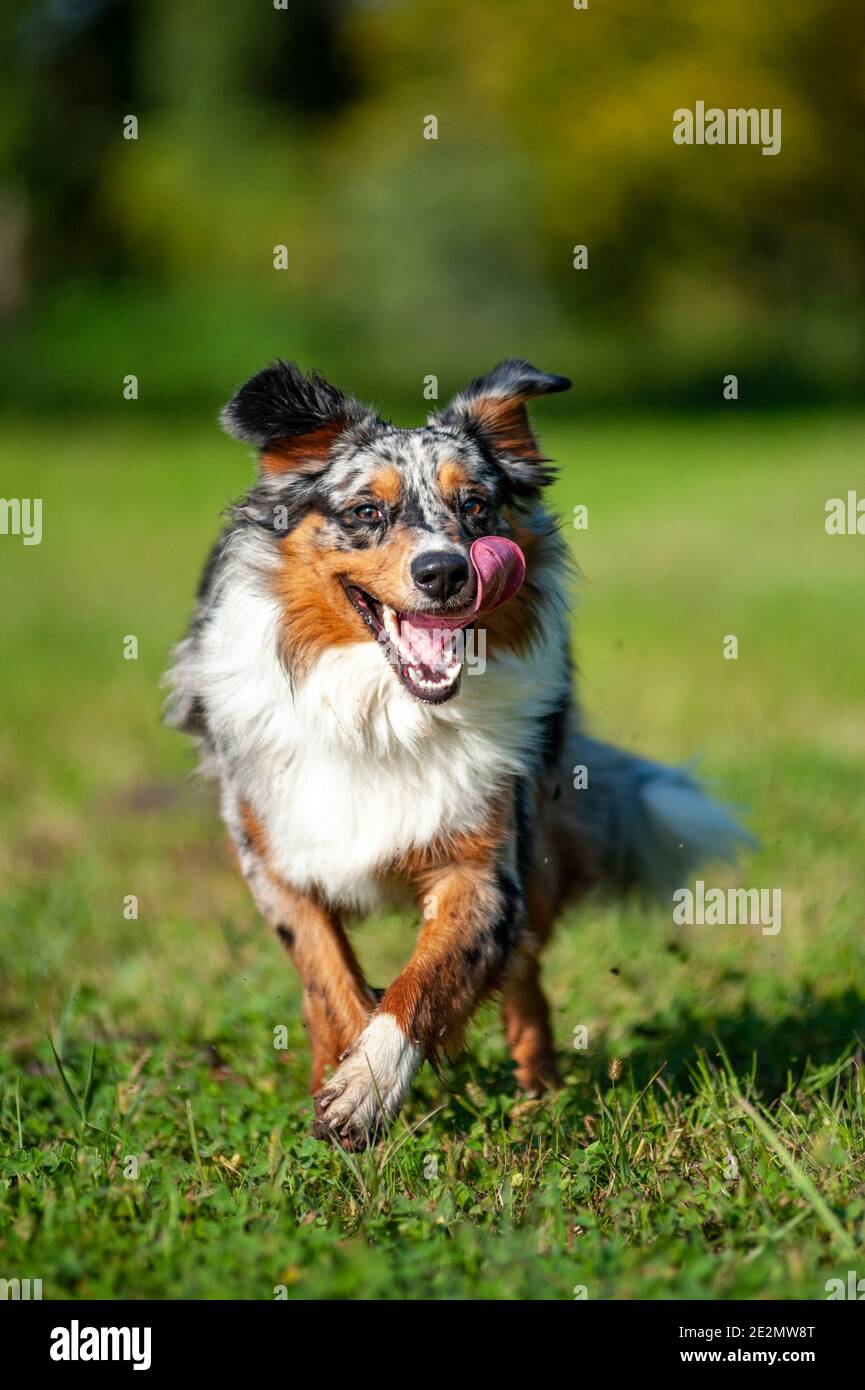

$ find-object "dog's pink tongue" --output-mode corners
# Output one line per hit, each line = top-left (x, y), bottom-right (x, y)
(468, 536), (526, 617)
(397, 538), (526, 669)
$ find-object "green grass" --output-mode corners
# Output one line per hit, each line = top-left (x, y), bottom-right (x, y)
(1, 410), (864, 1299)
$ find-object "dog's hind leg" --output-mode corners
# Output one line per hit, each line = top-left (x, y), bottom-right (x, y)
(231, 799), (374, 1092)
(501, 876), (560, 1096)
(500, 790), (598, 1096)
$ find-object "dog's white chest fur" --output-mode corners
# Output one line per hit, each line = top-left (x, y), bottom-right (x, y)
(194, 573), (568, 912)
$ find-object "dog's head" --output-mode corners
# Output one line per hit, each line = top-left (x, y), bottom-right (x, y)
(222, 358), (571, 704)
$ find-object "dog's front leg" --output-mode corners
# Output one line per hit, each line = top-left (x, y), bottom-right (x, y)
(230, 798), (375, 1091)
(314, 809), (523, 1148)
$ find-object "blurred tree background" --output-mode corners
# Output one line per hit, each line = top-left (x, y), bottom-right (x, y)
(1, 0), (863, 412)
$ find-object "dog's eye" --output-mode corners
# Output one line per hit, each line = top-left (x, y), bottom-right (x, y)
(352, 504), (383, 524)
(460, 495), (488, 519)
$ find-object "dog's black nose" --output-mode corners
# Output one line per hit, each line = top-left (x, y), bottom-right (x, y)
(410, 550), (470, 603)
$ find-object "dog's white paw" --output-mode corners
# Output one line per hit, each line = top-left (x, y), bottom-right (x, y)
(313, 1014), (420, 1148)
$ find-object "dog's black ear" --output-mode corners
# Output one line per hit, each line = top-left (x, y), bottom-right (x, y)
(221, 360), (378, 475)
(431, 358), (571, 490)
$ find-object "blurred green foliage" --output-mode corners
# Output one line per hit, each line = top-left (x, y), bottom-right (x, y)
(1, 0), (864, 409)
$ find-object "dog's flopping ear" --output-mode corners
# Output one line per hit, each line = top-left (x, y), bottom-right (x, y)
(221, 360), (378, 476)
(431, 358), (571, 491)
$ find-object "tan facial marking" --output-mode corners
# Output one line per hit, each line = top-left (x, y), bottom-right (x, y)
(274, 514), (419, 672)
(369, 465), (402, 506)
(437, 458), (470, 498)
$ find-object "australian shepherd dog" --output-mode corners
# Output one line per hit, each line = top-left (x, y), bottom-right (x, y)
(166, 357), (746, 1148)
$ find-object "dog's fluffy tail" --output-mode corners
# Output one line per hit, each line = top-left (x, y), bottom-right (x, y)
(569, 735), (756, 899)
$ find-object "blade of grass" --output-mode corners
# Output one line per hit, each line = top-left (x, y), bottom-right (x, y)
(737, 1095), (856, 1259)
(81, 1038), (96, 1121)
(14, 1074), (23, 1150)
(185, 1098), (203, 1179)
(47, 1033), (83, 1120)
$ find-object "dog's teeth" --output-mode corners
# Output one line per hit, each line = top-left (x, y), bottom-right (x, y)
(382, 605), (400, 643)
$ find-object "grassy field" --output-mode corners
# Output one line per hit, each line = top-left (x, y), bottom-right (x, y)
(1, 410), (864, 1300)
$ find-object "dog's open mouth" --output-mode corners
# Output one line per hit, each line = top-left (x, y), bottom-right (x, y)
(344, 537), (527, 705)
(346, 587), (466, 702)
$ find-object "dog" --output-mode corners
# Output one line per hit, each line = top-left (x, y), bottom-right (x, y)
(166, 357), (747, 1148)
